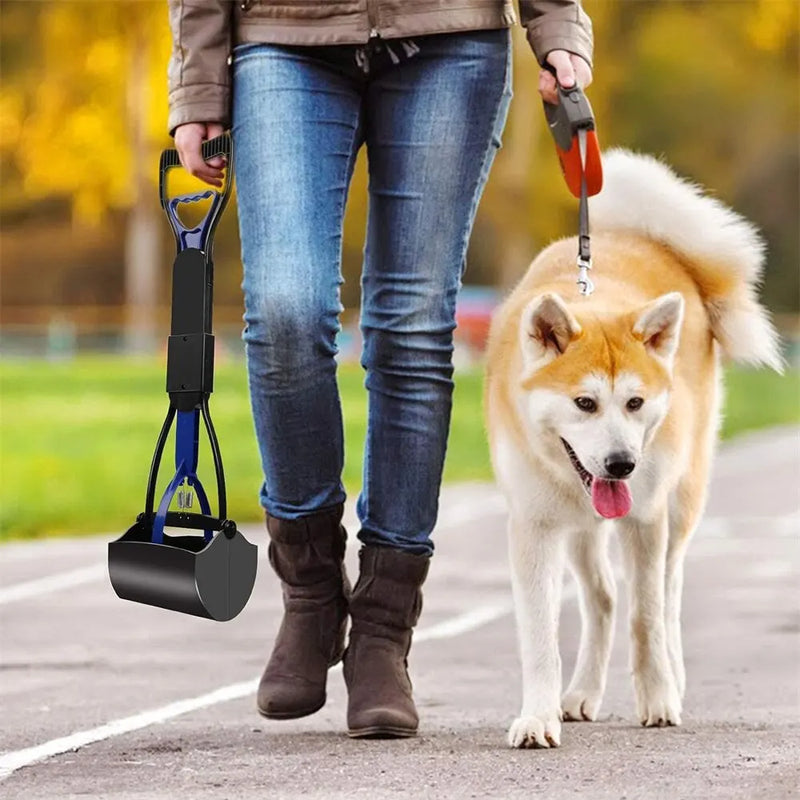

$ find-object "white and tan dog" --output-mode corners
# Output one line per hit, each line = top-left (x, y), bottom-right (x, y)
(484, 149), (782, 749)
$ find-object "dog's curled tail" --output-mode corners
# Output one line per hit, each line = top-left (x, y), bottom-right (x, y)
(590, 148), (784, 372)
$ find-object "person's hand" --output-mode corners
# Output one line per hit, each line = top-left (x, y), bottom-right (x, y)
(539, 50), (593, 105)
(174, 121), (227, 188)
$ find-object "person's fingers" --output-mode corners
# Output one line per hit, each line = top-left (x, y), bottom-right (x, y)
(571, 55), (593, 90)
(545, 50), (576, 89)
(175, 123), (201, 170)
(539, 50), (576, 105)
(174, 122), (225, 188)
(538, 68), (559, 105)
(539, 52), (594, 105)
(177, 125), (223, 185)
(204, 122), (227, 170)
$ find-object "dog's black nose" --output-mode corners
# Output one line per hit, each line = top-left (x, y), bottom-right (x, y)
(605, 453), (635, 478)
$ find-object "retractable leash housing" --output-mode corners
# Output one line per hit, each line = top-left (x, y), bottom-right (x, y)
(543, 74), (603, 296)
(108, 133), (258, 621)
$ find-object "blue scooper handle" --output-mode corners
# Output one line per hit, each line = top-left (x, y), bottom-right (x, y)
(159, 133), (233, 255)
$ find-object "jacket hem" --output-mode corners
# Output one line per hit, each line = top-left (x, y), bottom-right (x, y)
(234, 7), (516, 46)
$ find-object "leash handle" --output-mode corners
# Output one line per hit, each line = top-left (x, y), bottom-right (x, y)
(541, 65), (602, 198)
(542, 65), (595, 151)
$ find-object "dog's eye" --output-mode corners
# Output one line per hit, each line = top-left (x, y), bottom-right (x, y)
(627, 397), (644, 411)
(574, 396), (597, 413)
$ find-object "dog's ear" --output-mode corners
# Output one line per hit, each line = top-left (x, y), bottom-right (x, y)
(520, 293), (582, 368)
(633, 292), (684, 368)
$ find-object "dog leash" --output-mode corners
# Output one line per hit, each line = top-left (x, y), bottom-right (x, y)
(543, 71), (603, 296)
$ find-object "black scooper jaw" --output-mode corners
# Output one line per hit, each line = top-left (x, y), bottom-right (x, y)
(109, 132), (258, 622)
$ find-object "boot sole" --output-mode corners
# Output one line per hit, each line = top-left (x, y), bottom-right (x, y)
(347, 725), (418, 739)
(257, 696), (326, 720)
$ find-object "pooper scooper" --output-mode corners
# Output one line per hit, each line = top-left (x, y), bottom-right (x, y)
(108, 132), (257, 621)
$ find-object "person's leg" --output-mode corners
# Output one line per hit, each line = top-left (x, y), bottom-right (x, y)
(345, 28), (513, 738)
(357, 28), (513, 556)
(233, 42), (364, 519)
(232, 41), (364, 718)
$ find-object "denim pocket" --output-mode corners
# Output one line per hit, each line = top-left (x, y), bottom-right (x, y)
(232, 42), (266, 65)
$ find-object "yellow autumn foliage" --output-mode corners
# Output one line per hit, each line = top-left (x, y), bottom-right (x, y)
(0, 0), (797, 308)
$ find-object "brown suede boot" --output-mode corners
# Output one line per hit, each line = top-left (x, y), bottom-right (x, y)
(257, 504), (350, 719)
(343, 545), (430, 738)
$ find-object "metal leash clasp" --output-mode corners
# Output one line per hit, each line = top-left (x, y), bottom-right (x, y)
(577, 255), (594, 296)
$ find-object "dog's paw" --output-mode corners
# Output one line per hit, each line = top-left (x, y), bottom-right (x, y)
(507, 712), (562, 749)
(561, 689), (603, 722)
(636, 681), (682, 727)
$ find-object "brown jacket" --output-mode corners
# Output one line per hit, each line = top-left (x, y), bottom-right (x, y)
(167, 1), (593, 137)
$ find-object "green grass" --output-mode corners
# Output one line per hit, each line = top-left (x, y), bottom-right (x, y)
(717, 366), (800, 439)
(0, 356), (797, 540)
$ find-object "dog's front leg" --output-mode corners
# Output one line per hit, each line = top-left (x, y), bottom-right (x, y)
(619, 512), (682, 726)
(665, 538), (688, 699)
(561, 526), (616, 721)
(507, 514), (566, 748)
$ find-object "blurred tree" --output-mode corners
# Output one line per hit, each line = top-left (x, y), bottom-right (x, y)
(0, 0), (171, 349)
(0, 2), (170, 222)
(0, 0), (798, 324)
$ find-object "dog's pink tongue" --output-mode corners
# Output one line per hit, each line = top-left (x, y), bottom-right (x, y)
(591, 479), (632, 519)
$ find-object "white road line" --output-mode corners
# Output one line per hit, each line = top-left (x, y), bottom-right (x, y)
(695, 513), (800, 540)
(0, 597), (514, 782)
(749, 558), (797, 580)
(0, 679), (258, 781)
(0, 565), (106, 605)
(417, 598), (514, 642)
(0, 540), (104, 564)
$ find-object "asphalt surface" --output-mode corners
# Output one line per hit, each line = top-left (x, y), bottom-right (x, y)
(1, 426), (798, 800)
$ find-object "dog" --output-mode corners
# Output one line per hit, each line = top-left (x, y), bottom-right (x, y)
(483, 149), (783, 749)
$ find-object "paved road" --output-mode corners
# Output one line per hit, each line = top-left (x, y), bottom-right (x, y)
(1, 427), (798, 799)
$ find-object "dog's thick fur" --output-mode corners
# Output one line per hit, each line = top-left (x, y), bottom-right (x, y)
(484, 149), (782, 749)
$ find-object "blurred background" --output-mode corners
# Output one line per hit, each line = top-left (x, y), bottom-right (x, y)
(1, 0), (798, 539)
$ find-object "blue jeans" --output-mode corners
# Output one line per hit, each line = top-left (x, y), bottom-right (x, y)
(231, 29), (512, 556)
